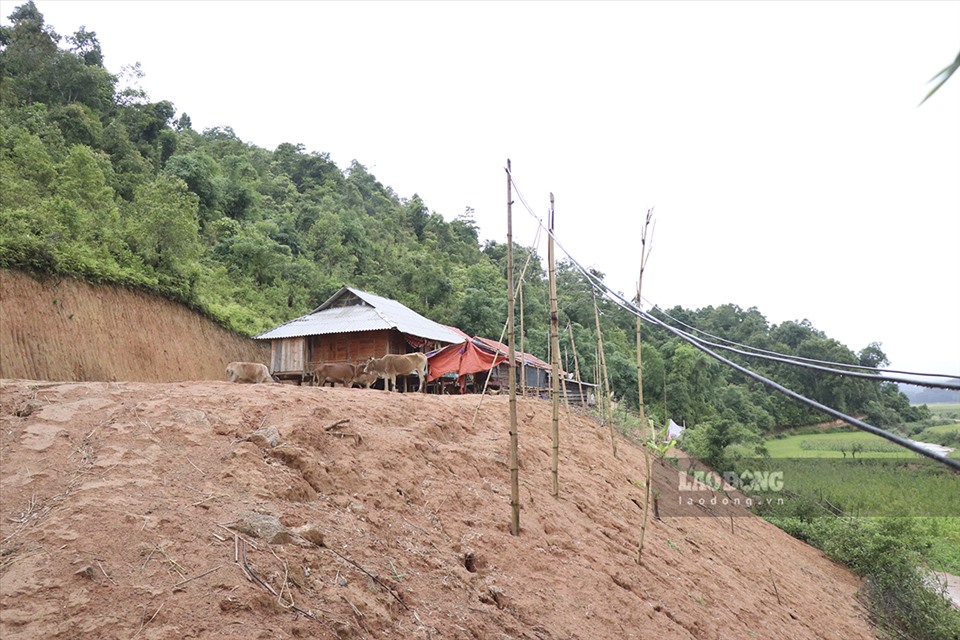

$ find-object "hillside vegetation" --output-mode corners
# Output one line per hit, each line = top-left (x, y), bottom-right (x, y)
(0, 2), (927, 449)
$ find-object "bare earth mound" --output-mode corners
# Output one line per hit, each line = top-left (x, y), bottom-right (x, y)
(0, 270), (267, 382)
(0, 380), (874, 639)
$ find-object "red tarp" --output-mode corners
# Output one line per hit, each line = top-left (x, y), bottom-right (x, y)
(472, 336), (551, 370)
(427, 340), (506, 382)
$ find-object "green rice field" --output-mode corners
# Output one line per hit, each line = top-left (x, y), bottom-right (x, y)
(926, 403), (960, 419)
(765, 430), (936, 459)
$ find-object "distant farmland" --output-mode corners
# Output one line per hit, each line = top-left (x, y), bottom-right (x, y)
(766, 430), (926, 459)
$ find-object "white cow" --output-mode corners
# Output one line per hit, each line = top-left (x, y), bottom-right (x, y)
(226, 362), (274, 384)
(363, 353), (428, 392)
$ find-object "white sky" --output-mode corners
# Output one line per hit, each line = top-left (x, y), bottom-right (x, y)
(13, 1), (960, 376)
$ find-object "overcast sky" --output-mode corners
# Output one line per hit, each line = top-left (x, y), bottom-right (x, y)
(14, 1), (960, 376)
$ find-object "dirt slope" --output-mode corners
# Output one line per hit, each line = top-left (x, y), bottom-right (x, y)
(0, 270), (267, 382)
(0, 380), (875, 640)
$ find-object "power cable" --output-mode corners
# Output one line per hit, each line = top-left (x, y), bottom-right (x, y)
(644, 303), (960, 381)
(634, 306), (960, 471)
(640, 312), (960, 390)
(505, 176), (960, 470)
(509, 180), (959, 391)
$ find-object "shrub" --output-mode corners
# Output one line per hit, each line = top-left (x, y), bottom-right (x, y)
(768, 515), (960, 640)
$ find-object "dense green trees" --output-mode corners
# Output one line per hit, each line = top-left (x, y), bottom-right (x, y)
(0, 2), (922, 443)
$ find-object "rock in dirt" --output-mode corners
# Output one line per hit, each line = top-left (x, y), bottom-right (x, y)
(248, 425), (281, 449)
(232, 512), (294, 545)
(14, 400), (44, 417)
(292, 523), (325, 547)
(74, 564), (96, 580)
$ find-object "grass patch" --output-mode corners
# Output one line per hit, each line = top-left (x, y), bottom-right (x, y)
(914, 424), (960, 455)
(756, 426), (960, 637)
(765, 431), (924, 459)
(922, 424), (960, 434)
(748, 458), (960, 519)
(923, 517), (960, 575)
(926, 403), (960, 419)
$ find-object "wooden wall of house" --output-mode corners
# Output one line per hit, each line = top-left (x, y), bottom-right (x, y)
(562, 378), (596, 406)
(270, 337), (305, 375)
(486, 363), (551, 390)
(307, 329), (408, 369)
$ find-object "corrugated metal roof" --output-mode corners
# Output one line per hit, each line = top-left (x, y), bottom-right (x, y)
(473, 336), (553, 371)
(443, 324), (472, 341)
(254, 286), (465, 344)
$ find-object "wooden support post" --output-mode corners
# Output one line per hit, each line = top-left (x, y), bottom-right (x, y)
(567, 322), (585, 406)
(636, 207), (655, 440)
(506, 160), (520, 536)
(663, 375), (668, 429)
(635, 208), (655, 564)
(519, 284), (526, 397)
(548, 193), (561, 498)
(593, 294), (617, 458)
(595, 348), (602, 416)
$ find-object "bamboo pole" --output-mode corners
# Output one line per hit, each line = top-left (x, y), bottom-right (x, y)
(663, 374), (668, 429)
(548, 193), (561, 498)
(595, 349), (603, 418)
(506, 160), (520, 536)
(600, 339), (613, 436)
(635, 207), (655, 563)
(594, 349), (600, 395)
(519, 283), (526, 396)
(593, 294), (617, 458)
(635, 208), (656, 439)
(567, 322), (585, 406)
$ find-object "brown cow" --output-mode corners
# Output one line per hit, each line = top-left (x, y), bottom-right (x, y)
(312, 362), (356, 387)
(363, 353), (428, 392)
(350, 370), (379, 389)
(226, 362), (274, 384)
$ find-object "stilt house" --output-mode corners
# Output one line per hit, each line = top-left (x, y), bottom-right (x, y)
(254, 286), (464, 384)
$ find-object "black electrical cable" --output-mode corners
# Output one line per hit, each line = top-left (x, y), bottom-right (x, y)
(645, 303), (960, 381)
(506, 178), (960, 471)
(634, 308), (960, 471)
(512, 189), (959, 392)
(509, 179), (958, 387)
(642, 315), (960, 391)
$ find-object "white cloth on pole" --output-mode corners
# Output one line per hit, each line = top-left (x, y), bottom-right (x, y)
(667, 419), (685, 440)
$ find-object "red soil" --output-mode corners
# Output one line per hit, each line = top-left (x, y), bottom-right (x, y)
(0, 379), (875, 639)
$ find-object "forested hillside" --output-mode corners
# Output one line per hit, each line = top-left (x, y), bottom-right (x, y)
(0, 2), (923, 451)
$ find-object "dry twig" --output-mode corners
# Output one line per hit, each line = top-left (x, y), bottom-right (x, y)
(325, 547), (409, 610)
(132, 601), (165, 638)
(324, 419), (351, 431)
(770, 568), (783, 605)
(216, 523), (259, 550)
(240, 539), (276, 596)
(191, 494), (225, 507)
(325, 432), (362, 445)
(173, 565), (223, 589)
(185, 457), (205, 475)
(96, 560), (116, 584)
(151, 545), (188, 577)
